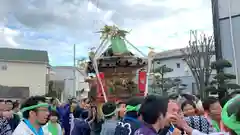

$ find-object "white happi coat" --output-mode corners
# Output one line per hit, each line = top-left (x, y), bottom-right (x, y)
(12, 121), (52, 135)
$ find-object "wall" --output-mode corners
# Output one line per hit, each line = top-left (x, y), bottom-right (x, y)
(153, 58), (191, 78)
(218, 0), (240, 84)
(50, 67), (89, 101)
(51, 67), (74, 99)
(153, 57), (216, 78)
(218, 0), (240, 18)
(149, 56), (216, 95)
(0, 62), (48, 96)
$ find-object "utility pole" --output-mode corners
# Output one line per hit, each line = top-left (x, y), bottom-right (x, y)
(73, 44), (76, 97)
(228, 0), (239, 84)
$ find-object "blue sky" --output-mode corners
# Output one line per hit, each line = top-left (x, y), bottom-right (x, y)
(0, 0), (213, 66)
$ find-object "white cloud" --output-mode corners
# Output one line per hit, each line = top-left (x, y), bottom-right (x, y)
(161, 0), (203, 10)
(127, 0), (213, 50)
(0, 0), (213, 65)
(0, 27), (20, 47)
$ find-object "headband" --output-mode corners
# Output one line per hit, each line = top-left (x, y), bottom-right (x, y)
(221, 95), (240, 134)
(126, 104), (141, 112)
(103, 108), (117, 117)
(21, 103), (49, 113)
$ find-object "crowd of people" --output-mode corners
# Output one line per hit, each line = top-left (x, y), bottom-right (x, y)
(0, 92), (239, 135)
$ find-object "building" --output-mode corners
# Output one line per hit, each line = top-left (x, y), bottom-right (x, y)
(50, 66), (89, 101)
(0, 48), (49, 99)
(212, 0), (240, 84)
(149, 48), (216, 95)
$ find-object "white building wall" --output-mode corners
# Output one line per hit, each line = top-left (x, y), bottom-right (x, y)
(50, 67), (89, 101)
(0, 62), (48, 96)
(217, 0), (240, 84)
(153, 58), (190, 78)
(51, 68), (75, 99)
(150, 55), (216, 94)
(153, 56), (216, 78)
(218, 0), (240, 18)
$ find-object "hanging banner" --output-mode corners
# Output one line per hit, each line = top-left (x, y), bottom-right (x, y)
(97, 72), (107, 97)
(138, 71), (146, 93)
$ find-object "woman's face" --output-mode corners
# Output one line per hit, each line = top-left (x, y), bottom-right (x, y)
(183, 104), (196, 116)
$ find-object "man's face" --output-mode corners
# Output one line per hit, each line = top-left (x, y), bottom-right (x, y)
(167, 101), (180, 115)
(166, 101), (181, 125)
(5, 102), (13, 111)
(34, 106), (50, 125)
(0, 101), (7, 111)
(52, 99), (57, 106)
(118, 103), (126, 118)
(158, 114), (167, 129)
(209, 101), (222, 121)
(81, 99), (90, 109)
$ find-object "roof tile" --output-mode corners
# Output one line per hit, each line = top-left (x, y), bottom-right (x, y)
(0, 48), (49, 63)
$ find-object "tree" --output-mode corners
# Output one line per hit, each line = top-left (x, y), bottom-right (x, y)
(78, 57), (87, 70)
(85, 47), (96, 74)
(172, 78), (188, 94)
(46, 81), (57, 97)
(181, 30), (215, 99)
(206, 59), (240, 99)
(151, 65), (173, 95)
(151, 65), (187, 95)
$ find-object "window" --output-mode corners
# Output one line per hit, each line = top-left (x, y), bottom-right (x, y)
(176, 63), (180, 68)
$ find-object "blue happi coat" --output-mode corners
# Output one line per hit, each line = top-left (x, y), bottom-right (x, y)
(58, 104), (73, 135)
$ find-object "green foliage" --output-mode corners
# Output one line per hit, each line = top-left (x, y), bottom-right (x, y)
(98, 25), (129, 39)
(46, 81), (57, 98)
(205, 86), (217, 92)
(211, 59), (232, 69)
(207, 59), (240, 98)
(153, 65), (173, 74)
(226, 83), (240, 89)
(88, 51), (95, 60)
(78, 57), (88, 70)
(151, 65), (187, 95)
(213, 73), (236, 80)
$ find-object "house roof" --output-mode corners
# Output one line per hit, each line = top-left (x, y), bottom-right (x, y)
(52, 66), (86, 76)
(154, 46), (215, 60)
(154, 48), (184, 60)
(0, 48), (49, 63)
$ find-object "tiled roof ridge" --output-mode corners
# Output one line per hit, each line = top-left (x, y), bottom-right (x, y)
(0, 47), (47, 52)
